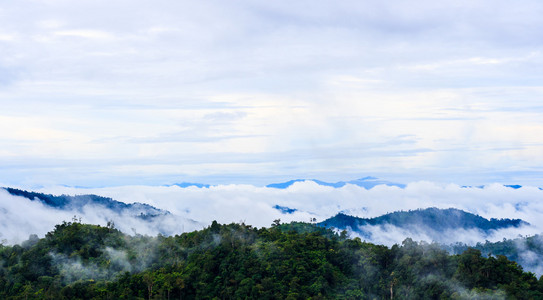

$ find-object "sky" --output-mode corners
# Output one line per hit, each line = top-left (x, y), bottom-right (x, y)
(1, 0), (543, 187)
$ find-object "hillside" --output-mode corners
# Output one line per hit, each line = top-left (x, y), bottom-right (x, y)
(320, 207), (527, 231)
(1, 221), (542, 299)
(3, 187), (168, 219)
(447, 234), (543, 276)
(319, 208), (528, 242)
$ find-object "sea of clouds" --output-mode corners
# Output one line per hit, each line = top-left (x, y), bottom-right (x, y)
(1, 181), (543, 247)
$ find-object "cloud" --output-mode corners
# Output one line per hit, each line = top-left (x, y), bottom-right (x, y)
(0, 189), (202, 245)
(22, 181), (542, 246)
(4, 180), (543, 277)
(53, 29), (114, 40)
(350, 223), (539, 248)
(0, 1), (542, 186)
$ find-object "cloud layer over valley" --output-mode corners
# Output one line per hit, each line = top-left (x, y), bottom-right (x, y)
(2, 181), (542, 247)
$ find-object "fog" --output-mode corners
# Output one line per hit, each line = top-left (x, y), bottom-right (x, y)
(0, 189), (201, 244)
(2, 181), (543, 247)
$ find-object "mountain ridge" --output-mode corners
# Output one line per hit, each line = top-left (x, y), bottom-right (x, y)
(2, 187), (168, 219)
(319, 207), (529, 241)
(266, 176), (406, 189)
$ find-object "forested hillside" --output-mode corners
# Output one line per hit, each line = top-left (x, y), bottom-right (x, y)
(3, 187), (167, 219)
(0, 222), (543, 299)
(319, 208), (528, 245)
(446, 234), (543, 276)
(1, 221), (542, 299)
(320, 208), (527, 233)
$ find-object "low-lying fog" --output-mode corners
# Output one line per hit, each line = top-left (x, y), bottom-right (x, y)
(2, 181), (542, 247)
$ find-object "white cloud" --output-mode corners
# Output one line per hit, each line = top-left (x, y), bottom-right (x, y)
(0, 34), (16, 41)
(0, 189), (201, 245)
(0, 1), (542, 186)
(27, 182), (543, 246)
(53, 29), (114, 40)
(5, 181), (543, 274)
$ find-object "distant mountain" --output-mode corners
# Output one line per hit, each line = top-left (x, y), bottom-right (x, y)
(165, 179), (538, 190)
(319, 207), (529, 240)
(170, 182), (211, 188)
(504, 184), (523, 189)
(461, 184), (524, 189)
(273, 205), (297, 214)
(266, 176), (405, 189)
(3, 187), (168, 219)
(266, 179), (307, 189)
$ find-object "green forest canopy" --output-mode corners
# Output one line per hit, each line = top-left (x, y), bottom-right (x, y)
(1, 221), (542, 299)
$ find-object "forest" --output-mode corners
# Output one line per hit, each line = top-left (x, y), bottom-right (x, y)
(1, 221), (543, 299)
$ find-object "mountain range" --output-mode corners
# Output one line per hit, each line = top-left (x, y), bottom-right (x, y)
(168, 177), (537, 190)
(2, 185), (542, 279)
(319, 207), (529, 242)
(3, 187), (168, 220)
(170, 176), (407, 189)
(265, 176), (406, 189)
(3, 186), (534, 248)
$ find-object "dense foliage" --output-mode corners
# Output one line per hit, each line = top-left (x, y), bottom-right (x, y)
(1, 221), (542, 299)
(446, 234), (543, 276)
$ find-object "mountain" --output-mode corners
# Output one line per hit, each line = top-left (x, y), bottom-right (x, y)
(3, 187), (168, 219)
(165, 179), (538, 190)
(319, 207), (529, 241)
(266, 179), (307, 189)
(170, 182), (211, 188)
(273, 204), (297, 214)
(504, 184), (523, 189)
(266, 176), (405, 189)
(461, 184), (524, 189)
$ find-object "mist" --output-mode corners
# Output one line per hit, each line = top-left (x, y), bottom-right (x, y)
(2, 181), (543, 247)
(20, 181), (539, 242)
(0, 189), (201, 244)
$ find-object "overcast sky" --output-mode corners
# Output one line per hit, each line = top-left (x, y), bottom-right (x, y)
(1, 0), (543, 187)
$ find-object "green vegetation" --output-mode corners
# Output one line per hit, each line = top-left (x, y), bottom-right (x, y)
(1, 221), (542, 299)
(446, 234), (543, 276)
